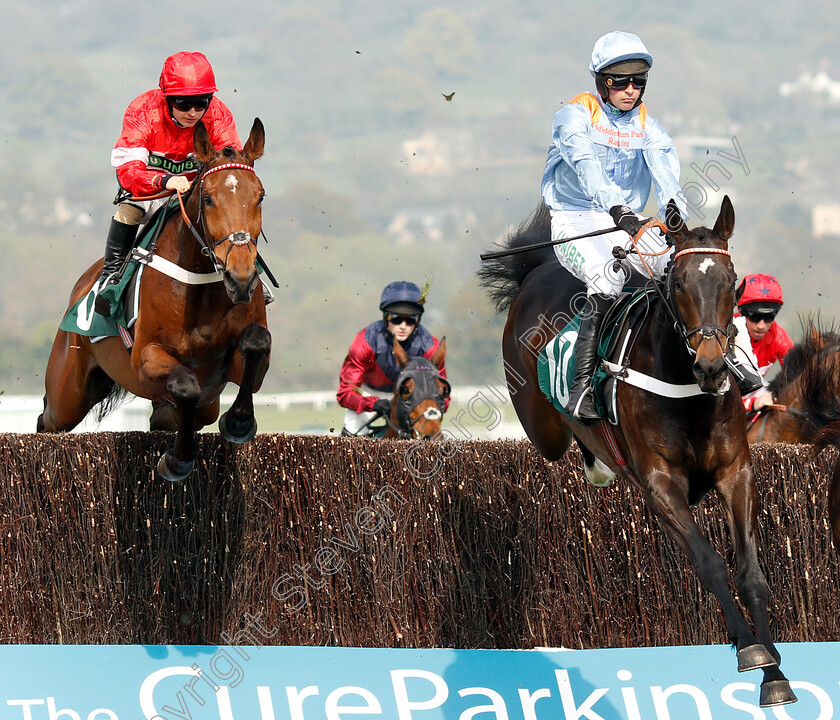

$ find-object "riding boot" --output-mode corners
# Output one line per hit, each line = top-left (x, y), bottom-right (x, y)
(566, 293), (613, 420)
(94, 219), (137, 316)
(725, 345), (765, 395)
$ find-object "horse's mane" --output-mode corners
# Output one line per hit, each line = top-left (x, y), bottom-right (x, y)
(477, 203), (553, 313)
(769, 315), (840, 437)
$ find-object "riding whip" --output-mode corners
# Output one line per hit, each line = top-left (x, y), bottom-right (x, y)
(479, 226), (621, 261)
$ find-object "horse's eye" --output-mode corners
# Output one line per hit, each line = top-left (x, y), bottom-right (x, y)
(203, 194), (214, 208)
(257, 193), (265, 205)
(673, 278), (684, 292)
(400, 384), (412, 399)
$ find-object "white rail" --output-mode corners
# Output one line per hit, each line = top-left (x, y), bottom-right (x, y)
(0, 386), (524, 439)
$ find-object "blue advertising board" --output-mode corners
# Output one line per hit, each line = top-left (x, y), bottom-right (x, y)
(1, 642), (837, 719)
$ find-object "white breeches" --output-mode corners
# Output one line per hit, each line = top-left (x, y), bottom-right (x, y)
(550, 208), (672, 297)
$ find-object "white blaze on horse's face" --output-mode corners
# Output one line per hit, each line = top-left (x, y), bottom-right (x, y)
(225, 174), (238, 194)
(697, 258), (715, 275)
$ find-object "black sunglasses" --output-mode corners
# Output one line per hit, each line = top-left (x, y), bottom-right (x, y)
(387, 315), (418, 327)
(604, 74), (647, 89)
(169, 96), (212, 112)
(743, 309), (778, 323)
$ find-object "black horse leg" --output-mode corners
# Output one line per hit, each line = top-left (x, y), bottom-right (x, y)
(719, 468), (798, 706)
(219, 323), (271, 444)
(645, 483), (772, 654)
(156, 365), (201, 482)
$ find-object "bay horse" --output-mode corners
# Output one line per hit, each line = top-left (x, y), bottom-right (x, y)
(478, 197), (796, 707)
(747, 320), (840, 444)
(381, 340), (449, 439)
(38, 119), (271, 482)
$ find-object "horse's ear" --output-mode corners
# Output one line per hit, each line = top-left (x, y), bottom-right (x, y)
(713, 195), (735, 241)
(243, 118), (265, 162)
(810, 323), (827, 350)
(430, 337), (446, 368)
(393, 339), (409, 367)
(193, 121), (214, 163)
(665, 199), (687, 243)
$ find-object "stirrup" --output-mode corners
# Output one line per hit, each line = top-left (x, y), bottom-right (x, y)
(568, 387), (600, 420)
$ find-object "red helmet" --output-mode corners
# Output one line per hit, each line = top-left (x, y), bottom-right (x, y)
(159, 51), (218, 96)
(736, 273), (783, 307)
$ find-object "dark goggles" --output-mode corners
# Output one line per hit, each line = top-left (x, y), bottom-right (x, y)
(742, 309), (778, 323)
(386, 314), (419, 327)
(169, 95), (212, 112)
(603, 74), (648, 90)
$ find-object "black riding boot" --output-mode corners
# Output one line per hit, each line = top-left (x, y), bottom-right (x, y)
(566, 293), (613, 420)
(94, 219), (137, 316)
(725, 346), (765, 395)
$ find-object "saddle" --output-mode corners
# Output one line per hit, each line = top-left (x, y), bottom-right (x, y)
(538, 285), (658, 425)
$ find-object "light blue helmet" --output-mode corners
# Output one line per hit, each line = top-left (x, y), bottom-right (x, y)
(588, 31), (653, 76)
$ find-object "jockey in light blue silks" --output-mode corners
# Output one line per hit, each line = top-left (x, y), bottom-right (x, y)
(542, 32), (678, 419)
(541, 31), (761, 420)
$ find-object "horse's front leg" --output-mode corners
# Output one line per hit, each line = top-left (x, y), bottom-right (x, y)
(717, 459), (797, 706)
(643, 467), (796, 707)
(138, 344), (201, 482)
(219, 322), (271, 444)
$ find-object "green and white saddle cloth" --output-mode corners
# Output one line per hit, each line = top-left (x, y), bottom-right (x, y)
(58, 200), (181, 343)
(537, 287), (660, 425)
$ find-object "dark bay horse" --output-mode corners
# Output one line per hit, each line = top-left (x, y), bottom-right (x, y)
(479, 197), (796, 707)
(38, 119), (271, 482)
(381, 340), (450, 439)
(748, 320), (840, 444)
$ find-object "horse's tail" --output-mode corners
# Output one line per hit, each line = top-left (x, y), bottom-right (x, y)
(477, 203), (553, 314)
(93, 382), (129, 423)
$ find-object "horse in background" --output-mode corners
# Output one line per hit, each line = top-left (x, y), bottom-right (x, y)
(381, 340), (449, 439)
(763, 319), (840, 551)
(38, 119), (271, 482)
(479, 197), (796, 707)
(748, 319), (840, 444)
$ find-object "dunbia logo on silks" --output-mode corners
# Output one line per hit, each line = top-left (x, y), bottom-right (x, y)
(146, 153), (199, 175)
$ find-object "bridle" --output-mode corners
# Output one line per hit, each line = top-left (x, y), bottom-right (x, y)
(178, 161), (261, 274)
(663, 246), (735, 358)
(387, 360), (451, 440)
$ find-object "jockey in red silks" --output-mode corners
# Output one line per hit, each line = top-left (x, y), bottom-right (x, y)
(731, 273), (794, 412)
(94, 51), (241, 315)
(337, 281), (448, 436)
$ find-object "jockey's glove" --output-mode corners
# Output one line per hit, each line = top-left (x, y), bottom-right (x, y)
(609, 205), (645, 238)
(372, 399), (392, 417)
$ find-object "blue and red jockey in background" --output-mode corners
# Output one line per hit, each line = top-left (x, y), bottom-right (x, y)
(732, 273), (794, 412)
(338, 281), (448, 436)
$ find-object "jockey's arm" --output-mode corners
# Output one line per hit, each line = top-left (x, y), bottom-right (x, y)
(551, 104), (627, 211)
(336, 334), (378, 414)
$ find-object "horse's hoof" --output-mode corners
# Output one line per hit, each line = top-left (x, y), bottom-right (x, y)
(760, 679), (797, 707)
(219, 412), (257, 444)
(156, 453), (193, 483)
(737, 643), (777, 672)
